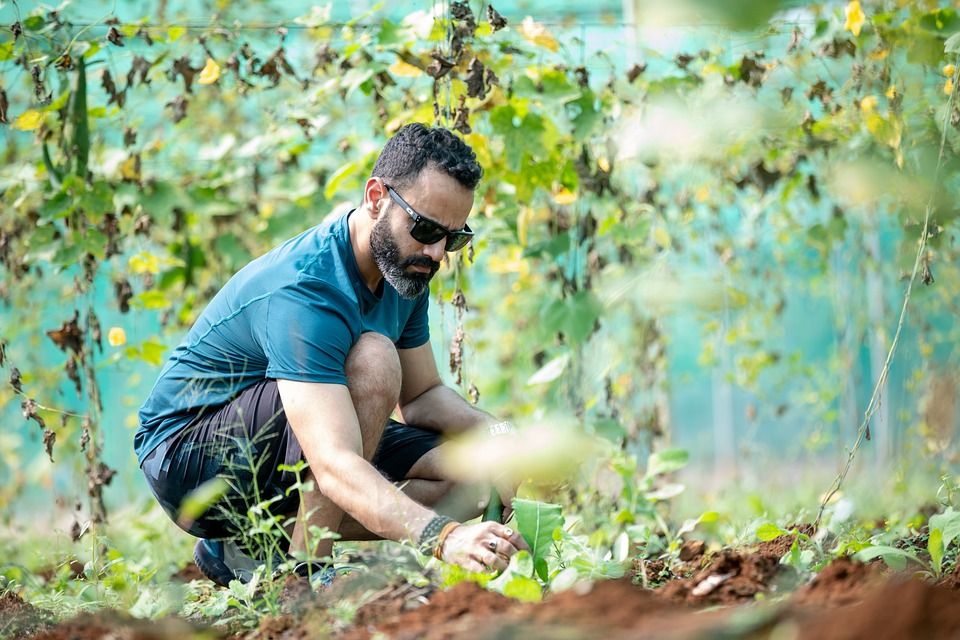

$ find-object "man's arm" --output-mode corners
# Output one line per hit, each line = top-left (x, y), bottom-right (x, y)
(278, 380), (435, 540)
(277, 378), (527, 570)
(396, 340), (499, 434)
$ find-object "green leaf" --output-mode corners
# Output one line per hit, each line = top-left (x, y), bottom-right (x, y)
(929, 528), (944, 576)
(645, 448), (689, 477)
(512, 498), (564, 582)
(167, 25), (186, 42)
(176, 477), (229, 525)
(756, 522), (788, 542)
(23, 15), (45, 31)
(930, 507), (960, 549)
(854, 545), (921, 572)
(566, 90), (601, 142)
(502, 574), (542, 602)
(947, 32), (960, 54)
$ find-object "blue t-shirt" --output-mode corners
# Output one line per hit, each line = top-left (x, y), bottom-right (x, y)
(134, 211), (429, 463)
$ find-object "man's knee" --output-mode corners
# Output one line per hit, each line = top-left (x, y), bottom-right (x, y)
(345, 332), (402, 411)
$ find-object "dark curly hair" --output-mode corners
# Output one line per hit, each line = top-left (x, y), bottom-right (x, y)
(371, 123), (482, 191)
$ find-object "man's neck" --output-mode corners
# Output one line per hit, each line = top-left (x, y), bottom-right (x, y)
(348, 209), (383, 293)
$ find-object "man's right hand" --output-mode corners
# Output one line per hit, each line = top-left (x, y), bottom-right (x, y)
(439, 521), (530, 573)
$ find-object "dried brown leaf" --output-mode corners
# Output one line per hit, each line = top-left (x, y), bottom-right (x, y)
(65, 356), (81, 397)
(43, 429), (56, 462)
(9, 366), (21, 392)
(47, 311), (83, 355)
(465, 57), (486, 98)
(21, 397), (46, 430)
(426, 53), (454, 79)
(0, 86), (7, 124)
(107, 26), (124, 47)
(166, 95), (188, 123)
(487, 5), (507, 32)
(627, 62), (647, 83)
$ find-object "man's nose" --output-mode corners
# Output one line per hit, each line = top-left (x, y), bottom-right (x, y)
(422, 239), (446, 262)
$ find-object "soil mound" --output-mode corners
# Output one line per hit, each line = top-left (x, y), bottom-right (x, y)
(657, 549), (783, 605)
(342, 581), (514, 640)
(0, 591), (53, 638)
(27, 611), (211, 640)
(754, 524), (816, 559)
(793, 556), (884, 607)
(796, 577), (960, 640)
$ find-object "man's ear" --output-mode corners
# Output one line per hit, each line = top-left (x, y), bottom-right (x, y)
(363, 177), (388, 220)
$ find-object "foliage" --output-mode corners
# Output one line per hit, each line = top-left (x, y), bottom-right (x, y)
(1, 0), (960, 631)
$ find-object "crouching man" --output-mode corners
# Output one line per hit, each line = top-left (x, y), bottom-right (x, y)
(135, 123), (527, 586)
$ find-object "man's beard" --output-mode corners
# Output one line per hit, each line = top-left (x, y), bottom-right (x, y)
(370, 216), (439, 299)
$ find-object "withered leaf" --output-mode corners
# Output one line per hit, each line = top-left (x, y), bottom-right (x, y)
(781, 86), (794, 105)
(87, 309), (102, 351)
(675, 53), (694, 70)
(453, 103), (471, 133)
(922, 260), (935, 286)
(487, 5), (507, 31)
(0, 339), (5, 366)
(627, 62), (647, 83)
(0, 86), (7, 124)
(115, 278), (133, 313)
(137, 26), (154, 46)
(425, 53), (454, 79)
(738, 54), (765, 88)
(32, 64), (51, 104)
(166, 95), (189, 123)
(123, 126), (137, 147)
(43, 428), (56, 462)
(21, 397), (46, 429)
(170, 56), (198, 93)
(65, 356), (81, 396)
(107, 26), (124, 47)
(9, 366), (21, 392)
(11, 21), (22, 41)
(806, 79), (832, 105)
(126, 55), (153, 89)
(101, 68), (125, 107)
(465, 57), (486, 98)
(55, 53), (73, 71)
(70, 520), (83, 542)
(820, 37), (856, 59)
(449, 325), (464, 385)
(90, 462), (116, 490)
(47, 310), (83, 355)
(80, 420), (90, 452)
(451, 287), (468, 311)
(468, 383), (480, 405)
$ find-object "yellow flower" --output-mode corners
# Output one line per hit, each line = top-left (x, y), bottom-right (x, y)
(944, 64), (956, 78)
(844, 1), (866, 37)
(859, 95), (878, 112)
(108, 327), (127, 347)
(12, 109), (43, 131)
(946, 78), (955, 96)
(198, 58), (221, 85)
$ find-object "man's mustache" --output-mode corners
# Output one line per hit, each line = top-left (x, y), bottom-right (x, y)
(401, 256), (440, 273)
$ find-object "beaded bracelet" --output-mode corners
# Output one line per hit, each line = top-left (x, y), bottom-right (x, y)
(418, 515), (457, 555)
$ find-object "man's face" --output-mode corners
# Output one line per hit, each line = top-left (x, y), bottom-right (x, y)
(370, 167), (474, 299)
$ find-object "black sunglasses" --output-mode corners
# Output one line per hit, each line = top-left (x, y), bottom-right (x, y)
(383, 184), (474, 252)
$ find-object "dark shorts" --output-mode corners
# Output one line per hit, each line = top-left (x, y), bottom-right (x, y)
(140, 379), (440, 539)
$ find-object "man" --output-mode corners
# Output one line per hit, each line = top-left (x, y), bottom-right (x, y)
(136, 123), (527, 586)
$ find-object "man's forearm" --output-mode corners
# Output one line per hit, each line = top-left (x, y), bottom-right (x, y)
(398, 384), (497, 435)
(310, 447), (436, 543)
